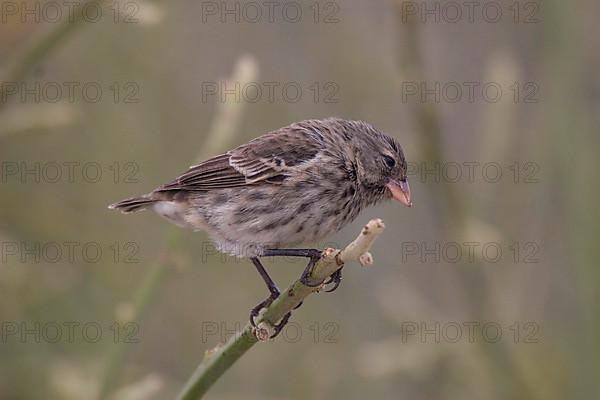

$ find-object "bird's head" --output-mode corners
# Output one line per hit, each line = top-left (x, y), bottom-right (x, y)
(350, 122), (412, 207)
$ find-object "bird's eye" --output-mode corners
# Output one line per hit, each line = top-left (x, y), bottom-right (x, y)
(383, 155), (396, 168)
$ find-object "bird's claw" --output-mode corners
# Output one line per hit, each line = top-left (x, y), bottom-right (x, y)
(249, 296), (273, 327)
(323, 268), (343, 293)
(270, 312), (292, 338)
(299, 254), (344, 293)
(299, 255), (324, 287)
(250, 293), (292, 339)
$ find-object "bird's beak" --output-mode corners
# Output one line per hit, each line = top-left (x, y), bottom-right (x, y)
(386, 179), (412, 207)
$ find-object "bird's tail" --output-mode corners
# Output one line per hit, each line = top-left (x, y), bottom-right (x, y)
(108, 195), (155, 213)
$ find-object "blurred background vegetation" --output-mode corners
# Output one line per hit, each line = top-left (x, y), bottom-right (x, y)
(1, 0), (598, 399)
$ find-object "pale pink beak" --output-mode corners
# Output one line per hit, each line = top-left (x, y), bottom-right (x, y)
(386, 179), (412, 207)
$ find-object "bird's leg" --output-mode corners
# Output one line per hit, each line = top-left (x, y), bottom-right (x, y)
(262, 248), (323, 287)
(249, 257), (291, 338)
(251, 256), (280, 296)
(262, 248), (322, 259)
(262, 248), (343, 292)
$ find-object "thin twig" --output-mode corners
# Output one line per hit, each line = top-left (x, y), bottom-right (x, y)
(176, 219), (386, 400)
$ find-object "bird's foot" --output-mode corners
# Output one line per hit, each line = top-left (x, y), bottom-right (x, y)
(323, 268), (343, 293)
(249, 291), (292, 339)
(299, 255), (343, 293)
(299, 255), (324, 287)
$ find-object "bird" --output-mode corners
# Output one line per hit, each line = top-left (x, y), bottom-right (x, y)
(109, 117), (411, 336)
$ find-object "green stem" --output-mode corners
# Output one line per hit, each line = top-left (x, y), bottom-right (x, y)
(177, 220), (385, 400)
(176, 252), (343, 400)
(176, 329), (257, 400)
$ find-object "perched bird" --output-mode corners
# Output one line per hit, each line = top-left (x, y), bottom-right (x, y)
(109, 117), (411, 335)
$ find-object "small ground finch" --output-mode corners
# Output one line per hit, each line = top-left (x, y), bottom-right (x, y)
(110, 117), (411, 335)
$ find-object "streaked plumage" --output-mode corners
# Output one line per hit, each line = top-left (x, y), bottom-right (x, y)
(109, 117), (411, 258)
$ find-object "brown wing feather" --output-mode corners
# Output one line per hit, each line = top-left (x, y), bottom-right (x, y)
(156, 154), (246, 192)
(155, 123), (322, 193)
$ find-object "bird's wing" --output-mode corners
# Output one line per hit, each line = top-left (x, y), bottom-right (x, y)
(156, 128), (321, 192)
